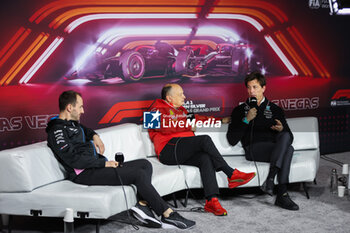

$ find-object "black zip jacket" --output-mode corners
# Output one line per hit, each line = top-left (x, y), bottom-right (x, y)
(46, 117), (106, 180)
(226, 98), (293, 148)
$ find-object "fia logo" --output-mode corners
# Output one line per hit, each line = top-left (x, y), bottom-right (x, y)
(309, 0), (320, 9)
(143, 110), (161, 129)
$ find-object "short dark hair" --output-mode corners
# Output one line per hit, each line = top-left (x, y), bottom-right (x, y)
(161, 85), (172, 100)
(244, 71), (266, 87)
(59, 90), (81, 112)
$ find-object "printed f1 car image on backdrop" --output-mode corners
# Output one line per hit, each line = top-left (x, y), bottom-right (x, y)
(65, 36), (264, 83)
(175, 41), (263, 79)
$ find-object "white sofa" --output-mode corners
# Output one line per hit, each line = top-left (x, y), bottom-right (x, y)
(0, 117), (319, 231)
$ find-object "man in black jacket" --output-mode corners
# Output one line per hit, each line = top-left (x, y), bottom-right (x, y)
(46, 90), (195, 229)
(226, 72), (299, 211)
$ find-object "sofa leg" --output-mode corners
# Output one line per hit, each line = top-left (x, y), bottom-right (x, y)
(1, 214), (12, 233)
(9, 215), (13, 233)
(96, 219), (100, 233)
(314, 179), (317, 185)
(181, 190), (189, 208)
(1, 214), (9, 227)
(172, 193), (178, 208)
(6, 215), (13, 233)
(302, 182), (310, 199)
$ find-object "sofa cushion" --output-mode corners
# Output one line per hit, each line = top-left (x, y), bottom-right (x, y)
(287, 149), (320, 183)
(287, 117), (319, 150)
(139, 126), (156, 157)
(139, 124), (246, 157)
(0, 142), (65, 192)
(195, 124), (245, 155)
(147, 158), (187, 196)
(0, 180), (137, 219)
(96, 123), (147, 161)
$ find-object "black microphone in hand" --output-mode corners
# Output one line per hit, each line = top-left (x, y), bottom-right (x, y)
(115, 152), (124, 167)
(248, 97), (258, 108)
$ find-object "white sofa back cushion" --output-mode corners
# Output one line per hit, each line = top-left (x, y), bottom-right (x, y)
(96, 123), (147, 161)
(287, 117), (319, 150)
(0, 142), (65, 192)
(139, 127), (156, 157)
(195, 124), (245, 155)
(138, 124), (245, 157)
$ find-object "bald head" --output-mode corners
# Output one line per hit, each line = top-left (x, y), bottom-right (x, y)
(161, 84), (186, 108)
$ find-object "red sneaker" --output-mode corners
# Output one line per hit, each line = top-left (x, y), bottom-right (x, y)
(204, 197), (227, 216)
(228, 169), (256, 189)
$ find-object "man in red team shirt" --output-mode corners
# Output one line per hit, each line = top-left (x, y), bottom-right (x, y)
(148, 84), (256, 216)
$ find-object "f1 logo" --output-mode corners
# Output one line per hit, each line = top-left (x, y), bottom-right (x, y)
(143, 110), (161, 129)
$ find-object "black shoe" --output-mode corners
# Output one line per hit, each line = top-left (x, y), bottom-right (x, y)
(161, 212), (196, 229)
(261, 178), (274, 196)
(275, 193), (299, 211)
(131, 202), (162, 228)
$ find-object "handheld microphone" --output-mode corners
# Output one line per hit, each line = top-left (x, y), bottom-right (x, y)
(248, 97), (258, 108)
(115, 152), (124, 167)
(247, 96), (261, 187)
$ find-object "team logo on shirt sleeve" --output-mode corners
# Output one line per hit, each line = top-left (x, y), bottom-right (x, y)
(54, 129), (69, 150)
(54, 129), (66, 144)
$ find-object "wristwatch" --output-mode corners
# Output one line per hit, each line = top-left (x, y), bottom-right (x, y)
(242, 117), (249, 124)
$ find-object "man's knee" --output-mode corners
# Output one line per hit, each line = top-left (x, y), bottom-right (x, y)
(277, 131), (292, 144)
(139, 159), (153, 174)
(197, 134), (214, 144)
(139, 158), (152, 168)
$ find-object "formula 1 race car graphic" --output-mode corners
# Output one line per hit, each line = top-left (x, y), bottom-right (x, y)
(67, 41), (176, 82)
(175, 42), (262, 78)
(66, 40), (263, 82)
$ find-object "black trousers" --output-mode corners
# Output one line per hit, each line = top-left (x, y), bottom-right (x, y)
(73, 159), (168, 216)
(160, 135), (229, 197)
(244, 132), (294, 185)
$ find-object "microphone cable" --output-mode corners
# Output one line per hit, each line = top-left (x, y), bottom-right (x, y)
(173, 137), (206, 213)
(113, 164), (139, 230)
(245, 99), (261, 190)
(320, 155), (343, 166)
(248, 119), (261, 188)
(233, 114), (261, 200)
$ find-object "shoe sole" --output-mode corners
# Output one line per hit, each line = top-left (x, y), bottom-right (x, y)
(228, 173), (256, 189)
(161, 222), (195, 230)
(204, 208), (227, 216)
(131, 207), (162, 228)
(275, 202), (299, 211)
